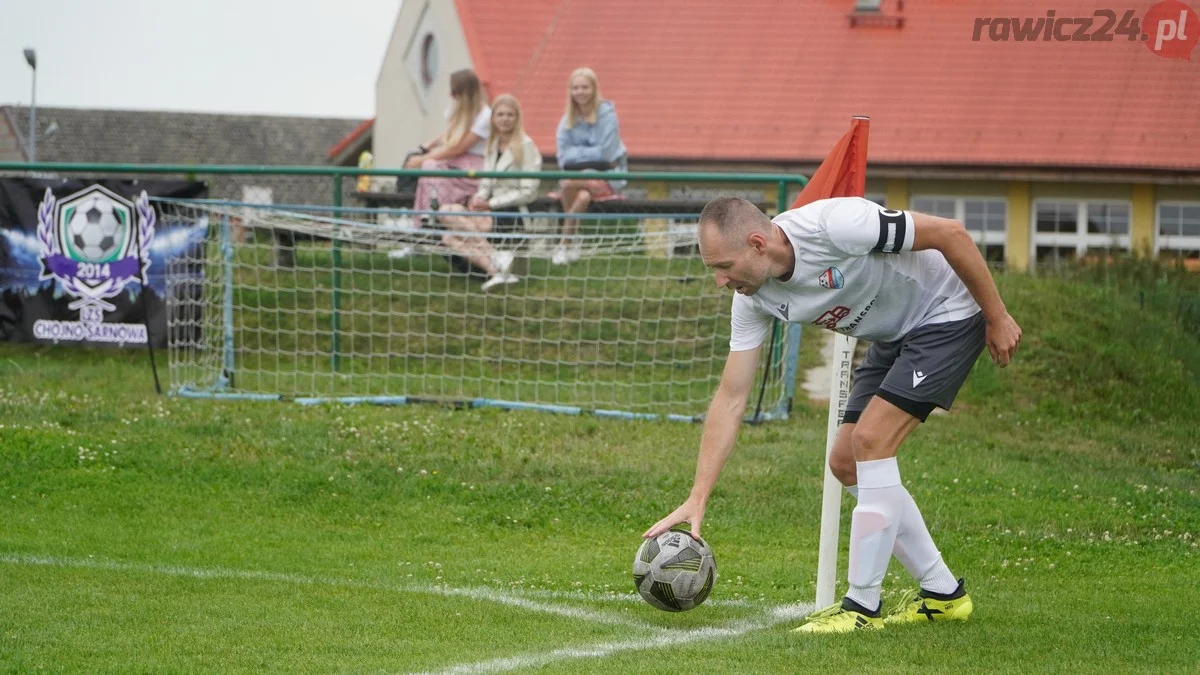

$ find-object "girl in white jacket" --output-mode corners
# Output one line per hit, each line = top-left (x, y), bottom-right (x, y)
(438, 94), (543, 291)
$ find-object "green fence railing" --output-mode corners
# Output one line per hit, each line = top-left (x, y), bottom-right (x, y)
(0, 162), (810, 210)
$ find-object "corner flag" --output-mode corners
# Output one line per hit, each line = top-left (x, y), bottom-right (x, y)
(792, 116), (870, 208)
(802, 116), (871, 610)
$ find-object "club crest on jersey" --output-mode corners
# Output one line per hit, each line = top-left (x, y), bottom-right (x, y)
(819, 267), (844, 289)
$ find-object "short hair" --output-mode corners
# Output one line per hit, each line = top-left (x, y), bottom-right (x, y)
(698, 197), (772, 240)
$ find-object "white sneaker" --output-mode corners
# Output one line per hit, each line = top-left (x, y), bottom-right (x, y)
(388, 245), (414, 260)
(481, 273), (518, 291)
(551, 247), (569, 265)
(493, 251), (515, 274)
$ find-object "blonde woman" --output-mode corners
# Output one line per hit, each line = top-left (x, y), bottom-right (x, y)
(403, 69), (491, 226)
(438, 94), (542, 291)
(553, 67), (628, 264)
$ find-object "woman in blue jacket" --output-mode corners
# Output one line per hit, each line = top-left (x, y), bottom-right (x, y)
(553, 67), (628, 265)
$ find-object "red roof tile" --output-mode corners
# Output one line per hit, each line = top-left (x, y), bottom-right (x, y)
(458, 0), (1200, 171)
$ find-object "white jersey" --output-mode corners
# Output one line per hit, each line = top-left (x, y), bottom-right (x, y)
(729, 197), (980, 351)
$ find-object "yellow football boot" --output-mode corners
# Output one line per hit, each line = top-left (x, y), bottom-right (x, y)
(884, 579), (973, 625)
(793, 598), (883, 634)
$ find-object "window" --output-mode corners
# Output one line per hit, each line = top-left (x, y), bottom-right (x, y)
(1157, 202), (1200, 263)
(1032, 200), (1132, 266)
(911, 196), (1007, 262)
(911, 197), (956, 219)
(1087, 203), (1129, 235)
(419, 34), (439, 88)
(964, 199), (1007, 235)
(1035, 201), (1077, 233)
(864, 193), (887, 208)
(404, 3), (439, 113)
(242, 186), (273, 205)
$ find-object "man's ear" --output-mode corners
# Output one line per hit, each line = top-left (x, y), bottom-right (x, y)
(746, 231), (768, 253)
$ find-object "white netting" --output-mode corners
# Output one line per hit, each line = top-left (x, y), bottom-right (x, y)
(162, 200), (798, 421)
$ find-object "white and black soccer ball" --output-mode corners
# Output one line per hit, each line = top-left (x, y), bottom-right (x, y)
(633, 529), (717, 612)
(67, 197), (124, 262)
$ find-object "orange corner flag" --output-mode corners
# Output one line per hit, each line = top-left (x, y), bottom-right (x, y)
(790, 116), (870, 209)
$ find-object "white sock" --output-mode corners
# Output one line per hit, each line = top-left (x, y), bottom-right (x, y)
(891, 487), (960, 595)
(847, 481), (959, 596)
(844, 458), (904, 613)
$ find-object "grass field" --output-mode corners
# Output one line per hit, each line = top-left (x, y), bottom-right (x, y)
(2, 272), (1198, 673)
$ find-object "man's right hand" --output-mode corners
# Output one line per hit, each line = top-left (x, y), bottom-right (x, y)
(642, 497), (706, 540)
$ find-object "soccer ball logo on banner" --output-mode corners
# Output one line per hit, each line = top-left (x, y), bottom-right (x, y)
(67, 196), (126, 263)
(37, 185), (155, 312)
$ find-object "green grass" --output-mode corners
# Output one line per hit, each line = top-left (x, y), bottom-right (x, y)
(2, 271), (1198, 673)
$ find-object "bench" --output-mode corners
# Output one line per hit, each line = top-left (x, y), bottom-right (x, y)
(353, 190), (775, 218)
(352, 189), (776, 275)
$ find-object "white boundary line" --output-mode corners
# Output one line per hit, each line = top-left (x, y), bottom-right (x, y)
(0, 551), (761, 608)
(0, 553), (655, 631)
(417, 604), (812, 675)
(2, 552), (810, 673)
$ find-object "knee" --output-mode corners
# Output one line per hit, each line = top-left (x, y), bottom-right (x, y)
(850, 424), (894, 461)
(572, 191), (592, 209)
(828, 452), (857, 486)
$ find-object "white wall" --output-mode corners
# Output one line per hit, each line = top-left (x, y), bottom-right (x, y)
(374, 0), (474, 168)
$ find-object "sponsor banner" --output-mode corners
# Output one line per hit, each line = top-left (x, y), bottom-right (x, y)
(0, 178), (207, 347)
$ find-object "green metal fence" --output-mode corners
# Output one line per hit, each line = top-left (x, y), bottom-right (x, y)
(1, 162), (804, 213)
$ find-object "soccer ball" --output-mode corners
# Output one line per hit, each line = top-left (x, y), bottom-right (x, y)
(68, 197), (124, 262)
(633, 529), (717, 612)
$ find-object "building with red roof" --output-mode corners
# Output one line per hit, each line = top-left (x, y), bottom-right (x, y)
(344, 0), (1200, 270)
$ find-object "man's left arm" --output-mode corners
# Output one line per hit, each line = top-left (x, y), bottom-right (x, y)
(910, 212), (1022, 367)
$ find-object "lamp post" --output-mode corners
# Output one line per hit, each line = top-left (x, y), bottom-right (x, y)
(24, 48), (37, 164)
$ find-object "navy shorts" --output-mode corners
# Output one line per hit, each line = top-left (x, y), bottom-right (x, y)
(842, 311), (986, 424)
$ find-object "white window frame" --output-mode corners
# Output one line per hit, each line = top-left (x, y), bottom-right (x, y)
(1031, 199), (1132, 261)
(1154, 201), (1200, 255)
(911, 195), (1007, 248)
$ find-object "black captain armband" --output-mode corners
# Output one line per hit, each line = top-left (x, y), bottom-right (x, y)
(872, 208), (910, 254)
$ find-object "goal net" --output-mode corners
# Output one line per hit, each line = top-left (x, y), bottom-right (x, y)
(161, 200), (800, 422)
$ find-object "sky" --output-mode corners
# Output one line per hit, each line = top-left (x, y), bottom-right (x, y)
(0, 0), (401, 119)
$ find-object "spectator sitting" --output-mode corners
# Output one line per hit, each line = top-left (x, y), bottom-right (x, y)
(391, 69), (491, 260)
(438, 94), (542, 291)
(553, 67), (628, 265)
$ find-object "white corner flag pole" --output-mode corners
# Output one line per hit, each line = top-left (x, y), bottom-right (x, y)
(815, 332), (857, 608)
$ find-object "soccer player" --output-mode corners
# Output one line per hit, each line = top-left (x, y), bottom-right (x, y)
(643, 196), (1022, 633)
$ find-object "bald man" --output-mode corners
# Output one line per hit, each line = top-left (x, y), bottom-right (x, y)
(644, 196), (1022, 633)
